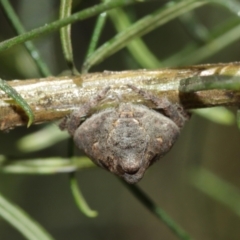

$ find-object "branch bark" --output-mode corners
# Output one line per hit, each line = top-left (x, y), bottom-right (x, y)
(1, 62), (240, 131)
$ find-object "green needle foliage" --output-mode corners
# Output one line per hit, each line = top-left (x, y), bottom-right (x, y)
(82, 0), (207, 72)
(0, 191), (54, 240)
(0, 0), (51, 76)
(85, 0), (109, 59)
(121, 181), (193, 240)
(59, 0), (79, 75)
(0, 79), (34, 127)
(0, 0), (154, 52)
(1, 1), (240, 239)
(180, 75), (240, 92)
(191, 168), (240, 217)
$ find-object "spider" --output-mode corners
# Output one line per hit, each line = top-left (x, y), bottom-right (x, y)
(60, 85), (189, 184)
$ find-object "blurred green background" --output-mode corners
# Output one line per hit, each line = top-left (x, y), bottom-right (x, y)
(1, 0), (240, 239)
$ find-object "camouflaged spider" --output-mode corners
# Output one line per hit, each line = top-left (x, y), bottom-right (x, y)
(59, 85), (189, 184)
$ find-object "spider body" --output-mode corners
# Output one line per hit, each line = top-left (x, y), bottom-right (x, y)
(60, 85), (189, 183)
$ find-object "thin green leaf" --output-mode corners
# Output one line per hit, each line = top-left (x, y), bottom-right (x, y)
(108, 7), (161, 68)
(193, 107), (235, 125)
(0, 0), (51, 77)
(0, 79), (34, 127)
(179, 11), (209, 43)
(212, 0), (240, 15)
(85, 0), (109, 59)
(69, 172), (98, 218)
(180, 75), (240, 92)
(163, 17), (240, 66)
(82, 0), (207, 72)
(0, 191), (54, 240)
(0, 157), (95, 174)
(177, 23), (240, 65)
(17, 124), (69, 152)
(122, 181), (193, 240)
(0, 0), (154, 53)
(190, 168), (240, 217)
(60, 0), (79, 75)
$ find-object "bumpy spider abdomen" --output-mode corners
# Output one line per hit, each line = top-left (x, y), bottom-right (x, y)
(74, 108), (112, 158)
(74, 103), (180, 183)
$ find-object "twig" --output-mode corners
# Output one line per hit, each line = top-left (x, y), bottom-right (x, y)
(1, 62), (240, 131)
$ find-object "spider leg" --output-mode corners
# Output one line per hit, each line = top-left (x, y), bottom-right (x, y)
(127, 84), (189, 128)
(60, 86), (111, 136)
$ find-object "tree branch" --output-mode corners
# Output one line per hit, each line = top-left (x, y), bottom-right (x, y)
(1, 62), (240, 131)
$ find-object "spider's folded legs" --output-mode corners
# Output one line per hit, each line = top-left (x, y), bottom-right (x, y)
(127, 84), (189, 128)
(59, 86), (111, 136)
